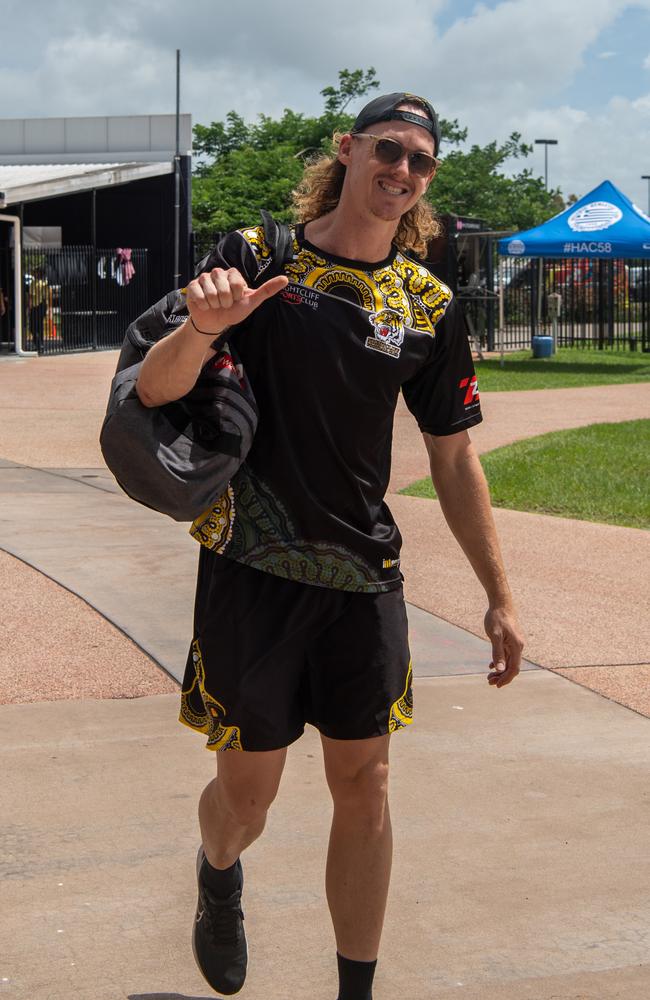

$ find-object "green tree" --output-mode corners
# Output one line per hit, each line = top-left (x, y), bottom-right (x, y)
(192, 71), (564, 245)
(429, 131), (560, 231)
(320, 67), (379, 115)
(193, 144), (305, 234)
(192, 68), (379, 243)
(193, 112), (251, 168)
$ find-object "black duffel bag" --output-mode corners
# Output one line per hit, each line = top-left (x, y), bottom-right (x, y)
(99, 212), (292, 521)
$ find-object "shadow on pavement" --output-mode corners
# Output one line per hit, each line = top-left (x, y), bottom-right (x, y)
(128, 994), (214, 1000)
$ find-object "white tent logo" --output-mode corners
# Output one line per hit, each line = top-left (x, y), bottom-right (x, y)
(568, 201), (623, 232)
(507, 239), (526, 255)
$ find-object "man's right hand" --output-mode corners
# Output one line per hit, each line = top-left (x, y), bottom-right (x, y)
(137, 267), (288, 408)
(186, 267), (289, 336)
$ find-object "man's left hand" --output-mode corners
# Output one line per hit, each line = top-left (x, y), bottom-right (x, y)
(484, 607), (524, 688)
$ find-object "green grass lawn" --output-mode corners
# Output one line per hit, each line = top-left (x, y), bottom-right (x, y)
(402, 420), (650, 530)
(476, 348), (650, 392)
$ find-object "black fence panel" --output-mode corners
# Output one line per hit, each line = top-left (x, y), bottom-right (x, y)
(453, 235), (499, 353)
(497, 256), (650, 352)
(497, 256), (538, 350)
(21, 246), (149, 355)
(192, 231), (224, 271)
(0, 246), (12, 353)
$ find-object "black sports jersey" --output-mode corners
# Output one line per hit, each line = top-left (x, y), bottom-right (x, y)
(190, 223), (482, 592)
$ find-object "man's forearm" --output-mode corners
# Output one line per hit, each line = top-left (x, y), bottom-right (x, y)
(136, 319), (219, 407)
(136, 264), (287, 408)
(426, 435), (512, 607)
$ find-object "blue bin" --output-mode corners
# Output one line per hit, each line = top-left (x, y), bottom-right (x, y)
(532, 335), (553, 358)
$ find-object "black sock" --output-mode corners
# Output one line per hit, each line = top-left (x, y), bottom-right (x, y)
(336, 952), (377, 1000)
(200, 852), (242, 897)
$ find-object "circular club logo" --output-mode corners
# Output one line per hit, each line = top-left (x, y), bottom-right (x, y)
(507, 239), (526, 255)
(568, 201), (623, 232)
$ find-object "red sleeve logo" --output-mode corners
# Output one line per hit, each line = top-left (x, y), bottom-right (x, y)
(459, 375), (480, 405)
(212, 353), (237, 375)
(210, 352), (246, 388)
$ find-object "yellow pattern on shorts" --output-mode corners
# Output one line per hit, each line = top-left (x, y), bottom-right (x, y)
(388, 660), (413, 732)
(179, 639), (243, 751)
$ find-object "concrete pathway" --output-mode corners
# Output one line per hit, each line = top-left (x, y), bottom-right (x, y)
(2, 676), (649, 1000)
(0, 461), (538, 693)
(0, 352), (648, 705)
(1, 351), (649, 1000)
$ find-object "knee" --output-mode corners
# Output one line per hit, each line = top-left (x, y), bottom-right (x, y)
(216, 773), (278, 828)
(327, 758), (390, 827)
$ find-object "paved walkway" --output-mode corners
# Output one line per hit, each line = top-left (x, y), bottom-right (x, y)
(1, 352), (647, 708)
(1, 351), (649, 999)
(3, 678), (649, 1000)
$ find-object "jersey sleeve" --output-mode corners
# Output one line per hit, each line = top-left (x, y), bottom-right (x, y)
(401, 297), (482, 436)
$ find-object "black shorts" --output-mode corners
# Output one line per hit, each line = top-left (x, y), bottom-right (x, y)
(179, 549), (413, 752)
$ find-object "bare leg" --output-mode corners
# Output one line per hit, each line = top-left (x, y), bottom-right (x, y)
(321, 734), (392, 961)
(199, 748), (287, 869)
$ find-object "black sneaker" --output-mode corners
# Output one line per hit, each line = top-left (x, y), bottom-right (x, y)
(192, 847), (248, 995)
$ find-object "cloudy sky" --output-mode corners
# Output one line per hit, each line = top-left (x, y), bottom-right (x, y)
(2, 0), (650, 211)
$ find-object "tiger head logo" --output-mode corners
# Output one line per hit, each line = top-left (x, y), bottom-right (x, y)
(368, 308), (405, 347)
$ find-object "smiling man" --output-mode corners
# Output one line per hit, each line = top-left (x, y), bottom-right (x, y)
(137, 92), (523, 1000)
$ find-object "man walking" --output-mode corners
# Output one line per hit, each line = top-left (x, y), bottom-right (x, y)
(136, 92), (523, 999)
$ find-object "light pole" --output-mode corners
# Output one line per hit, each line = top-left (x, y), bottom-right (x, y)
(642, 175), (650, 217)
(535, 139), (558, 191)
(173, 48), (181, 289)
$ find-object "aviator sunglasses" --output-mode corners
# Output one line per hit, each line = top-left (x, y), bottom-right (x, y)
(351, 133), (439, 178)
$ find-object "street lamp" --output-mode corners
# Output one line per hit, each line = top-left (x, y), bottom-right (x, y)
(642, 175), (650, 217)
(535, 139), (558, 191)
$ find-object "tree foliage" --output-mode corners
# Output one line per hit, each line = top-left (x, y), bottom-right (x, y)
(192, 69), (379, 242)
(429, 131), (561, 231)
(192, 69), (563, 244)
(320, 67), (379, 115)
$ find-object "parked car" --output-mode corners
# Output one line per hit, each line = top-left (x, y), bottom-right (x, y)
(628, 266), (650, 302)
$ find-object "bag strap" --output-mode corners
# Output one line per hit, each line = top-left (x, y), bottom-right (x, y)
(124, 215), (293, 362)
(196, 212), (293, 285)
(253, 210), (294, 287)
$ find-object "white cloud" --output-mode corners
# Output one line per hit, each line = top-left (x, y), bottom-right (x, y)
(644, 53), (650, 69)
(424, 0), (624, 116)
(597, 51), (617, 59)
(1, 0), (649, 207)
(492, 92), (650, 206)
(0, 0), (449, 121)
(45, 33), (161, 111)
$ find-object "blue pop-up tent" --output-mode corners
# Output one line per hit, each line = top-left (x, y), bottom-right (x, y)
(498, 180), (650, 259)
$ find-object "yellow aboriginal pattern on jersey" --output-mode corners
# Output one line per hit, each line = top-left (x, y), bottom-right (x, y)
(179, 639), (243, 751)
(191, 484), (235, 552)
(241, 225), (452, 335)
(388, 660), (413, 732)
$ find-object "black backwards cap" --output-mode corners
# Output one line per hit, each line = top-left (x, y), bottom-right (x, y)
(351, 92), (441, 156)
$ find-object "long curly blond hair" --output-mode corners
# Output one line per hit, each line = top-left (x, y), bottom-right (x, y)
(292, 132), (441, 258)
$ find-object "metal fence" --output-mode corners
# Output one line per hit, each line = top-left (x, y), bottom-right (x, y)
(496, 256), (650, 353)
(1, 246), (149, 355)
(192, 231), (224, 271)
(190, 231), (650, 355)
